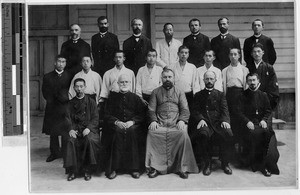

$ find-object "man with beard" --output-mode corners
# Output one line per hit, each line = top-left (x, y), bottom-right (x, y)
(60, 24), (91, 77)
(123, 18), (153, 75)
(64, 78), (101, 181)
(243, 19), (277, 70)
(211, 17), (241, 70)
(189, 71), (233, 176)
(42, 55), (72, 162)
(104, 74), (146, 179)
(91, 16), (119, 77)
(145, 68), (199, 179)
(183, 18), (210, 68)
(156, 23), (182, 68)
(238, 73), (279, 176)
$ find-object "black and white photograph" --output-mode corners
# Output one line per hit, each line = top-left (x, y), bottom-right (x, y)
(0, 0), (298, 194)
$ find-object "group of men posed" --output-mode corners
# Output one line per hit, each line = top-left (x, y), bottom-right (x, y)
(42, 16), (280, 182)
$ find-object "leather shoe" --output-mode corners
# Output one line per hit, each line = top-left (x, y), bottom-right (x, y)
(84, 172), (91, 181)
(67, 173), (76, 181)
(178, 172), (188, 179)
(222, 164), (232, 175)
(131, 171), (140, 179)
(107, 171), (117, 179)
(261, 168), (271, 177)
(46, 154), (61, 162)
(148, 169), (159, 178)
(203, 162), (211, 176)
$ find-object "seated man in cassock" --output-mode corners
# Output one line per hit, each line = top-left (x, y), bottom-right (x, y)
(146, 67), (199, 179)
(238, 73), (280, 177)
(104, 74), (146, 179)
(189, 71), (233, 176)
(64, 78), (101, 181)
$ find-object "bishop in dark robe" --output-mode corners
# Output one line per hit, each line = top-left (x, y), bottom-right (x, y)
(238, 73), (280, 177)
(104, 74), (146, 179)
(42, 55), (72, 162)
(64, 78), (101, 181)
(60, 24), (91, 77)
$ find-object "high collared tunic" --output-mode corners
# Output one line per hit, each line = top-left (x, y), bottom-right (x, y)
(155, 38), (182, 68)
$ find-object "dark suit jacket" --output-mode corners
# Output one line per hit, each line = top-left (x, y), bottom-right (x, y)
(183, 33), (211, 67)
(123, 34), (152, 75)
(243, 34), (277, 67)
(91, 32), (119, 77)
(211, 33), (241, 70)
(250, 61), (279, 110)
(60, 38), (91, 76)
(190, 89), (231, 139)
(42, 70), (72, 135)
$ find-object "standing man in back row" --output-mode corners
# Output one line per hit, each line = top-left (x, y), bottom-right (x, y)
(183, 18), (210, 68)
(211, 17), (241, 70)
(123, 18), (153, 75)
(91, 16), (119, 78)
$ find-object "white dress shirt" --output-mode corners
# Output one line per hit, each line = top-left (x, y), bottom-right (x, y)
(197, 64), (223, 92)
(100, 65), (135, 99)
(156, 38), (182, 68)
(136, 64), (163, 97)
(69, 69), (102, 103)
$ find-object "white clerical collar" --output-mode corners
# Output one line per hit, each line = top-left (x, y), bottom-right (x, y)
(220, 32), (229, 36)
(72, 38), (80, 43)
(55, 69), (64, 74)
(100, 31), (107, 35)
(133, 33), (142, 37)
(205, 88), (213, 91)
(76, 94), (85, 99)
(254, 34), (262, 38)
(254, 59), (263, 69)
(191, 31), (200, 36)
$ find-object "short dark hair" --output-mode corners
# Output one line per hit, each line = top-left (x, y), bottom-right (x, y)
(81, 55), (92, 61)
(229, 47), (241, 55)
(163, 23), (174, 30)
(218, 17), (229, 25)
(146, 48), (157, 57)
(114, 50), (125, 57)
(252, 43), (264, 51)
(204, 50), (216, 57)
(246, 72), (260, 81)
(189, 18), (201, 26)
(74, 78), (86, 86)
(252, 19), (264, 27)
(178, 45), (189, 53)
(97, 16), (108, 23)
(55, 54), (66, 61)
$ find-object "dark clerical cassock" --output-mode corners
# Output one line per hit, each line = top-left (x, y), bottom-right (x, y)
(238, 88), (280, 175)
(104, 91), (146, 175)
(64, 95), (101, 175)
(91, 32), (119, 77)
(60, 38), (91, 77)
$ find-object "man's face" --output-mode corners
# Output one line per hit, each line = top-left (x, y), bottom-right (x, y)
(203, 51), (215, 64)
(55, 57), (66, 72)
(189, 21), (201, 34)
(229, 49), (240, 64)
(98, 19), (109, 33)
(114, 52), (125, 66)
(247, 75), (259, 90)
(251, 47), (264, 61)
(118, 75), (131, 93)
(70, 25), (81, 39)
(252, 21), (264, 35)
(163, 24), (174, 39)
(178, 48), (189, 62)
(132, 19), (143, 35)
(74, 81), (86, 97)
(146, 51), (157, 66)
(162, 71), (174, 90)
(204, 72), (216, 89)
(81, 57), (92, 71)
(218, 18), (229, 34)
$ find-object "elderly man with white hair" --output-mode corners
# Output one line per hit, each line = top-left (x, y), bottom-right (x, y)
(104, 74), (147, 179)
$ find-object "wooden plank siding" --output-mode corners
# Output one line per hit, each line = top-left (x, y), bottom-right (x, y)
(153, 2), (295, 92)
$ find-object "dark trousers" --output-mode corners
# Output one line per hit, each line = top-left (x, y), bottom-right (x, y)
(50, 135), (61, 156)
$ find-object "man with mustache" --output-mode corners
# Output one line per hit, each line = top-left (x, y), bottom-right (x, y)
(104, 74), (146, 179)
(189, 71), (233, 176)
(211, 17), (241, 70)
(183, 18), (210, 67)
(156, 23), (182, 68)
(123, 18), (153, 75)
(91, 16), (119, 77)
(237, 73), (280, 176)
(60, 24), (91, 77)
(145, 68), (198, 179)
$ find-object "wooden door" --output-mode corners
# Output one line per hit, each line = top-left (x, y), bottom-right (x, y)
(29, 37), (57, 115)
(112, 4), (150, 49)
